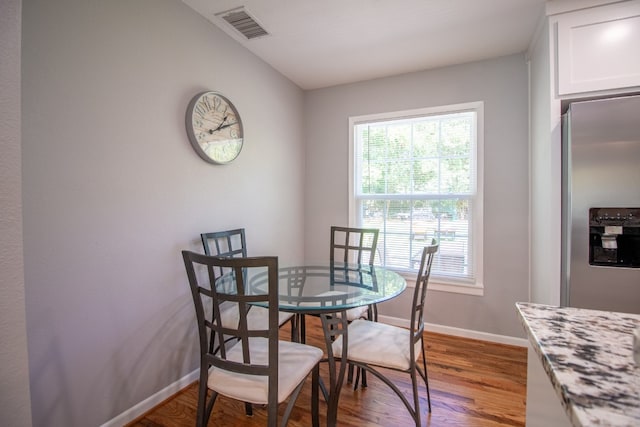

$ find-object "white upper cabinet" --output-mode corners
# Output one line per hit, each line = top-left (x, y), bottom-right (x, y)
(556, 0), (640, 95)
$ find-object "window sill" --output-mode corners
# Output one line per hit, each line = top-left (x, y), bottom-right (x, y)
(396, 270), (484, 296)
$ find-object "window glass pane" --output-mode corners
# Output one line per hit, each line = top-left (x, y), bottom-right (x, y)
(441, 114), (473, 157)
(382, 232), (411, 270)
(365, 126), (386, 159)
(442, 157), (471, 193)
(387, 123), (412, 159)
(388, 160), (412, 194)
(359, 126), (386, 194)
(361, 160), (387, 194)
(361, 199), (380, 221)
(412, 121), (439, 158)
(413, 159), (439, 193)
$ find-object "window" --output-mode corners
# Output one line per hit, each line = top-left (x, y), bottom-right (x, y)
(349, 102), (483, 294)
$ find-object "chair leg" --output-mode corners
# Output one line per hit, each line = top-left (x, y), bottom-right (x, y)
(204, 391), (217, 427)
(353, 366), (359, 390)
(347, 363), (354, 383)
(368, 303), (378, 322)
(411, 369), (421, 427)
(196, 372), (208, 427)
(353, 366), (367, 390)
(312, 365), (320, 427)
(421, 342), (432, 412)
(290, 315), (297, 342)
(267, 396), (278, 427)
(300, 314), (306, 344)
(282, 380), (307, 427)
(244, 402), (253, 416)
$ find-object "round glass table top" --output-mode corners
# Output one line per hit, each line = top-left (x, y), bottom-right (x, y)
(243, 262), (408, 314)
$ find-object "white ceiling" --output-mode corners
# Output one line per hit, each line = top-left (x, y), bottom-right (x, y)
(182, 0), (547, 90)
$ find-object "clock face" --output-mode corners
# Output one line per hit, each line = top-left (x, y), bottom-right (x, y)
(186, 91), (243, 164)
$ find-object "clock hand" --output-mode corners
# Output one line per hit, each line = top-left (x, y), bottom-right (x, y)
(212, 121), (238, 132)
(208, 116), (228, 134)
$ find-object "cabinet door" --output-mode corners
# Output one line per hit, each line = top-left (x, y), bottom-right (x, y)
(557, 0), (640, 95)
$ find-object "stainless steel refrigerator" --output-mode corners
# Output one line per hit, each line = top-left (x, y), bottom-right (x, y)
(561, 94), (640, 314)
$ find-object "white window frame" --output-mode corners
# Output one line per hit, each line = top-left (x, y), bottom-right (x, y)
(348, 102), (484, 296)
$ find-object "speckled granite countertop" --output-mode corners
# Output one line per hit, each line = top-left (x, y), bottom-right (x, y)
(516, 302), (640, 427)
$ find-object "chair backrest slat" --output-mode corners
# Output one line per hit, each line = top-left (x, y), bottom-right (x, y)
(201, 228), (247, 257)
(330, 226), (379, 266)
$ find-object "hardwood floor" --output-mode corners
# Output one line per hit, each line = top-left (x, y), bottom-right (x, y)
(126, 316), (527, 427)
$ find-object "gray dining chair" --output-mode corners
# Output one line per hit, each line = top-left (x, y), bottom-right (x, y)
(182, 251), (322, 427)
(200, 228), (298, 417)
(297, 226), (379, 336)
(201, 228), (296, 340)
(329, 226), (380, 386)
(331, 241), (439, 426)
(329, 226), (380, 322)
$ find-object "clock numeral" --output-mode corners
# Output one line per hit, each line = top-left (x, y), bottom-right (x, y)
(202, 96), (210, 111)
(194, 104), (206, 118)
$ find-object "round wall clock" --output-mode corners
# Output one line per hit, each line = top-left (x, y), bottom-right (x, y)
(185, 91), (244, 164)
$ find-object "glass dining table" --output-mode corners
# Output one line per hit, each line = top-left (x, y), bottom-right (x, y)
(247, 262), (408, 427)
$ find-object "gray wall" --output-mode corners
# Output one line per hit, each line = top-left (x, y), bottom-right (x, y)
(21, 0), (305, 425)
(303, 54), (530, 338)
(0, 0), (33, 425)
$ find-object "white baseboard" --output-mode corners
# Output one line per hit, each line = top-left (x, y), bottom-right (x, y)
(100, 370), (199, 427)
(378, 315), (529, 348)
(102, 318), (526, 426)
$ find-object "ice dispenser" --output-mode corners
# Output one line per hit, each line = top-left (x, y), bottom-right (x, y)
(589, 208), (640, 267)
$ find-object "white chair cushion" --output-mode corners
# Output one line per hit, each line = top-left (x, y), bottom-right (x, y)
(208, 338), (323, 404)
(218, 303), (294, 330)
(340, 305), (369, 322)
(332, 319), (422, 371)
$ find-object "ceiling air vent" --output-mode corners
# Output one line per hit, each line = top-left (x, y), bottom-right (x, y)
(216, 7), (269, 40)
